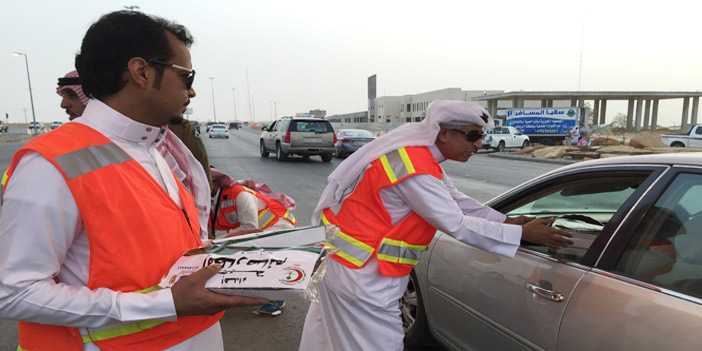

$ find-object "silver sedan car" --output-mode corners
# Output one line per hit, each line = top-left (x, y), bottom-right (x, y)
(403, 153), (702, 350)
(208, 124), (229, 139)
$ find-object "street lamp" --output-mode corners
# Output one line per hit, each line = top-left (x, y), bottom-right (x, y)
(209, 77), (217, 123)
(12, 51), (37, 133)
(232, 88), (238, 121)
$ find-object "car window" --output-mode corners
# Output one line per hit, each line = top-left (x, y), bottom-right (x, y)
(344, 130), (374, 138)
(290, 120), (333, 132)
(501, 128), (510, 134)
(504, 172), (651, 264)
(614, 172), (702, 299)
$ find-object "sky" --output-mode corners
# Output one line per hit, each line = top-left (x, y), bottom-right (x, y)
(1, 0), (701, 127)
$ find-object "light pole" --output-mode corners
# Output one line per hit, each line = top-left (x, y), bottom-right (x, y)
(232, 88), (238, 121)
(209, 77), (217, 123)
(12, 52), (37, 133)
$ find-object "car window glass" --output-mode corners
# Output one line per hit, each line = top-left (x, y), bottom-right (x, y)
(505, 173), (650, 264)
(290, 121), (332, 132)
(614, 173), (702, 299)
(502, 129), (510, 134)
(344, 130), (374, 138)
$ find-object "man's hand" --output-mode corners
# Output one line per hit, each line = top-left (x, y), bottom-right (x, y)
(171, 264), (268, 316)
(504, 215), (535, 225)
(225, 228), (262, 238)
(521, 218), (574, 249)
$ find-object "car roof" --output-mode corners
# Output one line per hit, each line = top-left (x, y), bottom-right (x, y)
(551, 152), (702, 174)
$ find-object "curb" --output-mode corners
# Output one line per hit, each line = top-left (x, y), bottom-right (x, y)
(0, 135), (34, 143)
(487, 152), (577, 165)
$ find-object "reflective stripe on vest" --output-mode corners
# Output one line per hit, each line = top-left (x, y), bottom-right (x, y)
(282, 210), (296, 225)
(221, 199), (236, 208)
(376, 238), (427, 265)
(80, 285), (165, 344)
(258, 209), (276, 228)
(379, 147), (416, 183)
(1, 169), (8, 205)
(322, 213), (374, 267)
(54, 143), (131, 180)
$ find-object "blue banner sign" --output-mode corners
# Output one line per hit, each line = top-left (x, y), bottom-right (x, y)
(506, 108), (578, 135)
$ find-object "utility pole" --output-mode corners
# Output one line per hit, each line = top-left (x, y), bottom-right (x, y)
(232, 88), (238, 121)
(251, 95), (256, 123)
(12, 52), (37, 133)
(209, 77), (217, 122)
(246, 69), (253, 123)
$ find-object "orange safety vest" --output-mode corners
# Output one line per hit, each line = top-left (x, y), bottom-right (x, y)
(4, 123), (222, 351)
(321, 146), (442, 277)
(211, 185), (296, 232)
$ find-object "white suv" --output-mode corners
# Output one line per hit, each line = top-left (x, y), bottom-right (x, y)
(260, 117), (336, 162)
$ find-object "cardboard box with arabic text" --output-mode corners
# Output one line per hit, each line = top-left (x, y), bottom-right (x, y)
(159, 225), (333, 300)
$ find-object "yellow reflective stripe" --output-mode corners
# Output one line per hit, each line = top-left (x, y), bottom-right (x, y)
(258, 209), (276, 228)
(397, 147), (416, 175)
(325, 242), (366, 267)
(79, 285), (163, 343)
(376, 253), (398, 263)
(17, 346), (25, 351)
(377, 253), (419, 265)
(283, 210), (297, 224)
(380, 237), (427, 251)
(379, 155), (397, 183)
(322, 213), (376, 266)
(1, 169), (8, 186)
(135, 285), (162, 294)
(336, 231), (374, 254)
(242, 186), (256, 195)
(82, 320), (165, 343)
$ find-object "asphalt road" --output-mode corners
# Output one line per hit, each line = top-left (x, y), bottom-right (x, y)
(0, 126), (561, 350)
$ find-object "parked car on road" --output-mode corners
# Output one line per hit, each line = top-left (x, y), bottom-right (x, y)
(28, 122), (42, 130)
(50, 121), (63, 130)
(334, 129), (376, 158)
(208, 124), (229, 138)
(0, 121), (8, 133)
(229, 121), (242, 130)
(260, 117), (336, 162)
(661, 124), (702, 148)
(403, 153), (702, 351)
(482, 126), (530, 152)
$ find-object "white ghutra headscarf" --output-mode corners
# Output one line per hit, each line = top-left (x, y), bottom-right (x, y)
(312, 100), (494, 224)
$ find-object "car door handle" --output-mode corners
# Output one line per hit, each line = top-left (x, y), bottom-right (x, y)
(526, 283), (564, 302)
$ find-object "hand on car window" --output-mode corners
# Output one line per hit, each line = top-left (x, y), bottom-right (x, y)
(521, 218), (574, 249)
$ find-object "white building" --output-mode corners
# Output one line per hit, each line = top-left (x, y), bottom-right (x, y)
(370, 88), (506, 123)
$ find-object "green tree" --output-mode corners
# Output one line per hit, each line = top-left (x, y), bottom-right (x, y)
(611, 113), (627, 131)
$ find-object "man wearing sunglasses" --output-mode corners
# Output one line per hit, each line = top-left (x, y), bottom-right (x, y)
(0, 10), (266, 351)
(300, 100), (574, 351)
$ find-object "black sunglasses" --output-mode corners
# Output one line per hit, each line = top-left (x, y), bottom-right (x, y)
(146, 58), (196, 89)
(451, 129), (485, 142)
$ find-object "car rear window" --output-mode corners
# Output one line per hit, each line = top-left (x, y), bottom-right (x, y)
(211, 125), (226, 130)
(289, 120), (333, 132)
(343, 130), (375, 138)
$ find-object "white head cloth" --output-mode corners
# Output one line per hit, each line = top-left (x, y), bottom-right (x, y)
(311, 100), (493, 224)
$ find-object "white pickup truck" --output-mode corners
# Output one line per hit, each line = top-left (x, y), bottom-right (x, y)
(660, 124), (702, 148)
(482, 126), (530, 152)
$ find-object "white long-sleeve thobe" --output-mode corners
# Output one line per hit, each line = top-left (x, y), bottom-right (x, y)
(0, 99), (221, 350)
